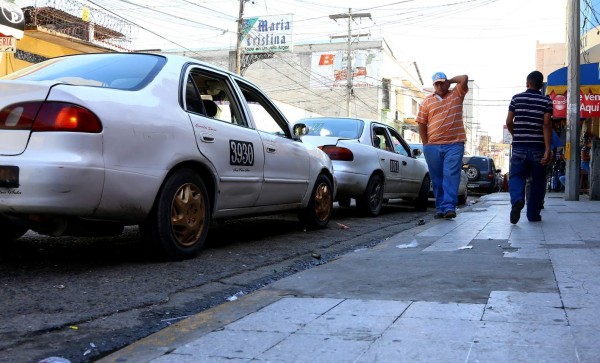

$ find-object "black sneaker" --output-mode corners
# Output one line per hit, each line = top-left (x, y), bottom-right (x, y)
(443, 210), (456, 219)
(510, 200), (525, 224)
(528, 215), (542, 222)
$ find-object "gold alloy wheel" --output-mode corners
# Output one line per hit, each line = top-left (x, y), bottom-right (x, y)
(170, 183), (206, 247)
(313, 181), (332, 221)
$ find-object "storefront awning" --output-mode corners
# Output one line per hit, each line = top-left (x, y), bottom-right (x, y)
(0, 0), (24, 39)
(546, 63), (600, 118)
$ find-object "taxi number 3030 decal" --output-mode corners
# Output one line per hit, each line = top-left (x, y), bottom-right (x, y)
(230, 140), (254, 166)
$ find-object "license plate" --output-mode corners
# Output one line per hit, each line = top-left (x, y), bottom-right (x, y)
(0, 166), (19, 188)
(467, 183), (477, 188)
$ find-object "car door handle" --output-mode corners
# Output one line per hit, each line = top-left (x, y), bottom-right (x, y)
(402, 161), (407, 165)
(266, 147), (276, 153)
(200, 133), (214, 143)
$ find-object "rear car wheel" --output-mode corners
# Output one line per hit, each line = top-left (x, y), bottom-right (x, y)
(414, 176), (430, 212)
(299, 174), (333, 228)
(0, 215), (28, 243)
(357, 174), (384, 217)
(458, 188), (468, 205)
(140, 169), (210, 261)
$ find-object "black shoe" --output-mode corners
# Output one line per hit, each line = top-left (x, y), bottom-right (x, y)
(443, 210), (456, 219)
(528, 215), (542, 222)
(510, 200), (525, 224)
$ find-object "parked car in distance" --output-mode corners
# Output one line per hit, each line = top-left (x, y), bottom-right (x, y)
(462, 155), (501, 194)
(293, 117), (430, 216)
(408, 143), (468, 205)
(0, 53), (336, 261)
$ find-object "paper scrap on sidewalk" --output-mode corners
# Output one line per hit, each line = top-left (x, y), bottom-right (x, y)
(396, 240), (419, 249)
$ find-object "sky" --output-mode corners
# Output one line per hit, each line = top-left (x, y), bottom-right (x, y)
(15, 0), (569, 142)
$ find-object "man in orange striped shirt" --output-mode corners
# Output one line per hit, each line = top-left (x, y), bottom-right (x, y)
(416, 72), (469, 219)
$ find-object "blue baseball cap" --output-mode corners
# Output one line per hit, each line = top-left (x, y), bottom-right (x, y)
(432, 72), (447, 84)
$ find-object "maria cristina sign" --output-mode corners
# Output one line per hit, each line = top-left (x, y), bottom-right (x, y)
(241, 14), (293, 54)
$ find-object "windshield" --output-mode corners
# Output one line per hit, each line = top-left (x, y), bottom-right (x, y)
(2, 53), (166, 90)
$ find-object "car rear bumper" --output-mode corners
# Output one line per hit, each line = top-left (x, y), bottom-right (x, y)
(0, 134), (105, 216)
(332, 169), (370, 198)
(466, 181), (494, 193)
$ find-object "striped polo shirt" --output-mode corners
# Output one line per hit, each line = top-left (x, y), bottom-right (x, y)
(509, 89), (553, 147)
(416, 87), (467, 144)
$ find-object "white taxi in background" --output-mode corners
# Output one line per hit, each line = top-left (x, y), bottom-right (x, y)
(0, 53), (335, 260)
(294, 117), (429, 217)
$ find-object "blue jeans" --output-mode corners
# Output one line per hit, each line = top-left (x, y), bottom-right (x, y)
(509, 146), (546, 220)
(423, 143), (464, 214)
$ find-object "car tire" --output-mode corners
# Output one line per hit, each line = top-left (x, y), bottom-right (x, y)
(414, 176), (430, 212)
(356, 174), (384, 217)
(299, 174), (333, 229)
(0, 215), (28, 243)
(458, 189), (467, 205)
(140, 169), (210, 261)
(337, 197), (351, 207)
(465, 165), (480, 181)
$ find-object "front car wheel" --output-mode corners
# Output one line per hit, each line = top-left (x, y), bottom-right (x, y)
(299, 174), (333, 229)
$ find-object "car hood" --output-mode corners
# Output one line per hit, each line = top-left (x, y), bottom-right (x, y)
(0, 80), (56, 155)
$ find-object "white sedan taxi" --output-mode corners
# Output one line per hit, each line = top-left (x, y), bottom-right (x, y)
(0, 53), (335, 260)
(293, 117), (429, 216)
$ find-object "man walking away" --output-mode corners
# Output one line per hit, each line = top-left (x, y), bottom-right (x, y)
(506, 70), (552, 224)
(416, 72), (469, 219)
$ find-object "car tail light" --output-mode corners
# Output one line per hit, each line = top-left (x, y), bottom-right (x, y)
(487, 172), (495, 180)
(0, 101), (102, 133)
(319, 145), (354, 161)
(0, 101), (42, 129)
(33, 102), (102, 133)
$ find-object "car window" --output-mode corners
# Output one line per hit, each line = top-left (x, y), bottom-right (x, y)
(185, 71), (245, 126)
(388, 128), (410, 156)
(296, 118), (363, 138)
(373, 126), (394, 152)
(3, 53), (166, 90)
(236, 81), (291, 138)
(463, 157), (490, 172)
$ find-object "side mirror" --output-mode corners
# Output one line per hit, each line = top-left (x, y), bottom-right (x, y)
(292, 123), (309, 137)
(412, 148), (422, 157)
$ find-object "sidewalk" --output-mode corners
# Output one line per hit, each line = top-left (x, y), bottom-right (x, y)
(99, 192), (600, 363)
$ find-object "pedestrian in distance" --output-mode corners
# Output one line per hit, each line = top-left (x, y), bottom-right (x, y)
(416, 72), (469, 219)
(506, 70), (552, 224)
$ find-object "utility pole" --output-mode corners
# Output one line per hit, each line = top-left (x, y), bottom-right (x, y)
(235, 0), (246, 75)
(329, 9), (371, 117)
(565, 0), (580, 201)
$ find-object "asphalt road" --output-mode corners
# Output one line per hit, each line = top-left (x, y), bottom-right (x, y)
(0, 198), (476, 363)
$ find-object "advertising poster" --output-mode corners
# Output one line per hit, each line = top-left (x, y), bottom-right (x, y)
(310, 49), (382, 89)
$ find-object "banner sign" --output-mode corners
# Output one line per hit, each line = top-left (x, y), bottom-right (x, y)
(241, 14), (292, 54)
(0, 0), (24, 39)
(548, 88), (600, 118)
(309, 49), (382, 89)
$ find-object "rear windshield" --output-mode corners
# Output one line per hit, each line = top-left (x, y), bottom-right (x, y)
(297, 118), (364, 138)
(2, 53), (166, 90)
(463, 157), (491, 171)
